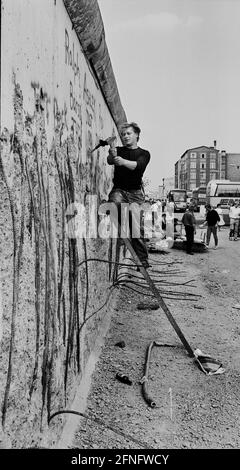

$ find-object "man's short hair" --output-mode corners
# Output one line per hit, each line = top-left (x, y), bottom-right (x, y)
(120, 122), (141, 141)
(205, 204), (211, 210)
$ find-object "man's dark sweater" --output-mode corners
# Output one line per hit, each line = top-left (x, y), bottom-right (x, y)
(206, 209), (220, 226)
(113, 146), (150, 190)
(182, 211), (196, 227)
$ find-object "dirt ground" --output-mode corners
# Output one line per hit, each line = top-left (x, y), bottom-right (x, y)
(69, 226), (240, 450)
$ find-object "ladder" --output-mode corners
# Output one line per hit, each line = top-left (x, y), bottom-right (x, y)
(120, 235), (195, 358)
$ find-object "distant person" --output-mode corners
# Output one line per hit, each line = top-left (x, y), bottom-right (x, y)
(162, 213), (166, 231)
(181, 205), (196, 255)
(229, 200), (240, 241)
(151, 199), (162, 233)
(215, 204), (225, 231)
(162, 198), (166, 212)
(151, 200), (158, 212)
(190, 198), (197, 212)
(199, 204), (206, 217)
(151, 199), (158, 229)
(173, 217), (181, 239)
(203, 204), (220, 249)
(156, 199), (162, 218)
(228, 201), (235, 240)
(167, 195), (175, 214)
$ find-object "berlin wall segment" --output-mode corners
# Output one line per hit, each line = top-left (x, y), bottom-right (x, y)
(0, 0), (122, 448)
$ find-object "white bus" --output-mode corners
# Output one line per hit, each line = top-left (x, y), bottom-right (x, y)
(206, 179), (240, 224)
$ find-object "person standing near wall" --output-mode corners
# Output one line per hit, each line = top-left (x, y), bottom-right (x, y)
(107, 122), (151, 268)
(181, 205), (196, 255)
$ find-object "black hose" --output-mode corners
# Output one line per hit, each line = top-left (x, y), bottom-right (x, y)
(141, 341), (179, 408)
(48, 409), (153, 449)
(141, 342), (157, 408)
(78, 258), (142, 268)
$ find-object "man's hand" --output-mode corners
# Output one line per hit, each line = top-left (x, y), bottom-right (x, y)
(107, 149), (117, 164)
(108, 147), (117, 157)
(113, 156), (124, 166)
(107, 154), (137, 170)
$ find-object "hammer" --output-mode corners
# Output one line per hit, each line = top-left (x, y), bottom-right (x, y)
(91, 136), (117, 153)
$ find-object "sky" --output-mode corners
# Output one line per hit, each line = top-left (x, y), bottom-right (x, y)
(98, 0), (240, 190)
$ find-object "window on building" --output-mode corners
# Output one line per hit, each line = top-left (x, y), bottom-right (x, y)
(201, 163), (206, 169)
(201, 153), (206, 159)
(189, 183), (196, 190)
(190, 171), (196, 180)
(200, 170), (206, 183)
(210, 161), (216, 169)
(190, 152), (197, 159)
(190, 161), (196, 169)
(210, 172), (216, 180)
(181, 162), (187, 171)
(210, 153), (216, 160)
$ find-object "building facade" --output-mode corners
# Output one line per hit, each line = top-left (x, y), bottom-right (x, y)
(175, 144), (227, 190)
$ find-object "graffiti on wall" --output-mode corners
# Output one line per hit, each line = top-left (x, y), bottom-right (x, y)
(31, 81), (51, 124)
(0, 72), (118, 446)
(64, 28), (83, 161)
(0, 5), (123, 444)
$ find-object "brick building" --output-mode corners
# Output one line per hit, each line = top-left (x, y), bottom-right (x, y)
(174, 142), (240, 190)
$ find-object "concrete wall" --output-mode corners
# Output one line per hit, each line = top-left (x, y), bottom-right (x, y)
(0, 0), (126, 448)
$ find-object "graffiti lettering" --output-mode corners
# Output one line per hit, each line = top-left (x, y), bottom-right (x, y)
(31, 81), (51, 123)
(86, 108), (93, 128)
(86, 129), (93, 150)
(83, 73), (96, 112)
(98, 104), (104, 130)
(53, 98), (68, 131)
(70, 81), (82, 120)
(71, 117), (82, 151)
(65, 29), (80, 85)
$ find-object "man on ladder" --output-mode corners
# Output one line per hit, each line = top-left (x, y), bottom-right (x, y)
(92, 129), (222, 368)
(107, 122), (151, 268)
